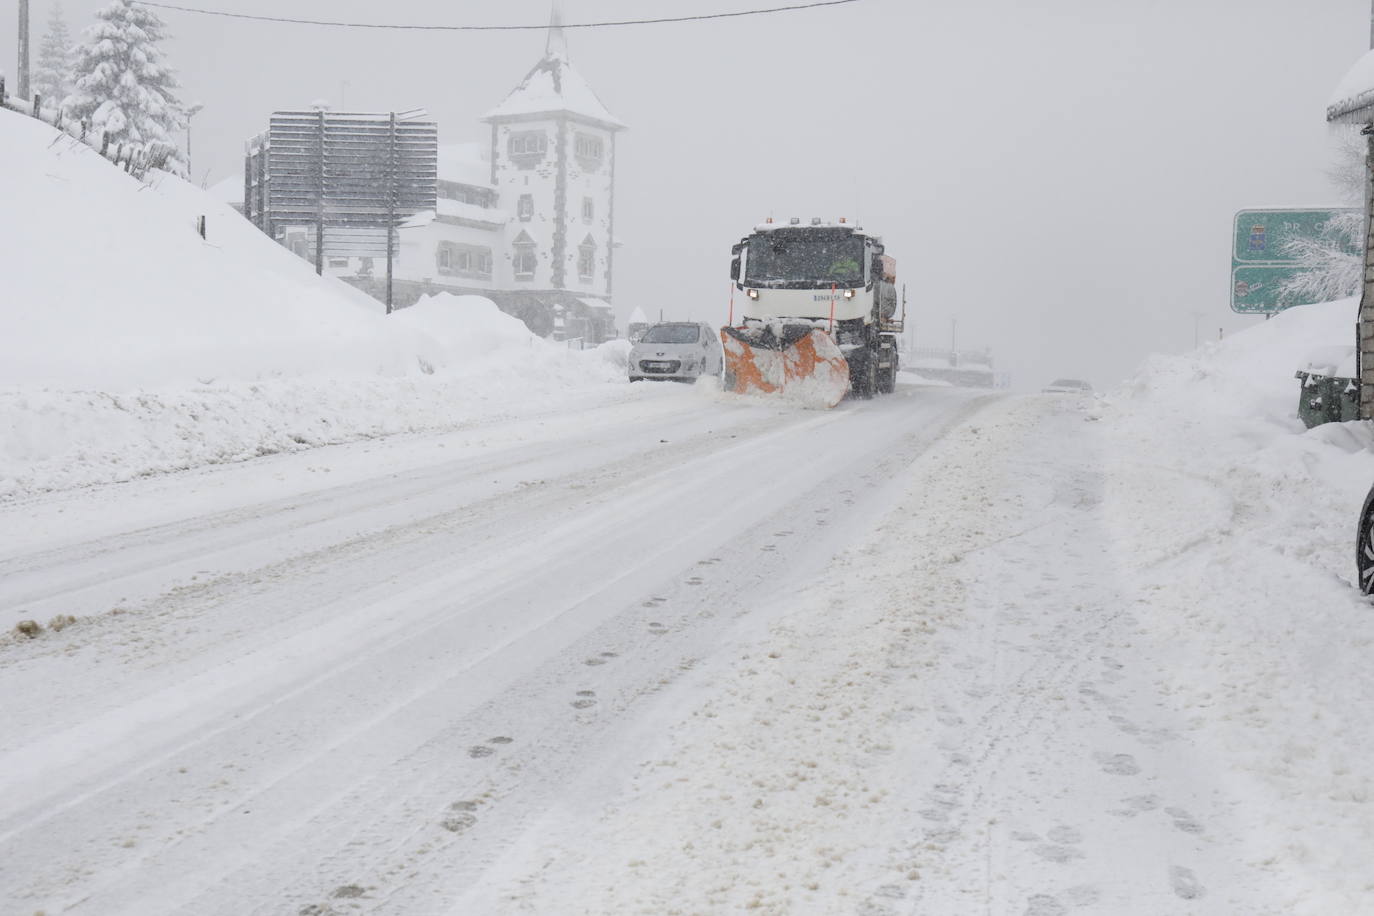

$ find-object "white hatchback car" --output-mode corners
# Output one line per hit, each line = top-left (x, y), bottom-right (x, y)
(628, 322), (723, 382)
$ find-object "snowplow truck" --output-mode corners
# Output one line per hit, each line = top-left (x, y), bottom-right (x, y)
(723, 219), (902, 408)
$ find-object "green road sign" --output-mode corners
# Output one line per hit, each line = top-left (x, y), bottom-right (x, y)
(1232, 208), (1355, 263)
(1230, 207), (1358, 314)
(1231, 265), (1309, 313)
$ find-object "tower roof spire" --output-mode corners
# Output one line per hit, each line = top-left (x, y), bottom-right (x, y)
(546, 1), (568, 61)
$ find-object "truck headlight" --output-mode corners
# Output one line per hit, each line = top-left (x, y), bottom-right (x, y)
(747, 289), (760, 300)
(843, 289), (855, 299)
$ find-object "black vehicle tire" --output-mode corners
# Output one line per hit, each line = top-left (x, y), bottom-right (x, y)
(1357, 483), (1374, 594)
(854, 354), (878, 399)
(878, 347), (897, 394)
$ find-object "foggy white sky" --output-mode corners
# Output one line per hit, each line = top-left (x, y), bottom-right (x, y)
(3, 0), (1369, 389)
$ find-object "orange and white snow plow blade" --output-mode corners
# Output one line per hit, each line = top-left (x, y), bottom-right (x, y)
(720, 323), (850, 409)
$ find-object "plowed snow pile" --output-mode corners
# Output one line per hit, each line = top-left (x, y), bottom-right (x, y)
(0, 109), (623, 498)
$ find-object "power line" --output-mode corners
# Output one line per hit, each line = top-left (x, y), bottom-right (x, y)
(131, 0), (864, 31)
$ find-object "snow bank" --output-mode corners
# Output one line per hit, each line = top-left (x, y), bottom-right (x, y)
(0, 109), (623, 499)
(1101, 296), (1374, 913)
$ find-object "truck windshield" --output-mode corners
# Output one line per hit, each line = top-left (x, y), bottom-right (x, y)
(744, 234), (865, 289)
(641, 324), (700, 344)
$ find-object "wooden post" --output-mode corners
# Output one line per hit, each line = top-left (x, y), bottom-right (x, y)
(101, 132), (110, 156)
(0, 76), (5, 107)
(31, 93), (40, 117)
(386, 111), (397, 314)
(315, 109), (325, 276)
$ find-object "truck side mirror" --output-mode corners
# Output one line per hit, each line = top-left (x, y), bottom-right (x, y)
(730, 256), (741, 281)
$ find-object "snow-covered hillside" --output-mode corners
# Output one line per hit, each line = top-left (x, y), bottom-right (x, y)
(0, 108), (627, 499)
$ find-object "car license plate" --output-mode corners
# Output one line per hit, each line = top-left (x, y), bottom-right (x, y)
(646, 362), (672, 370)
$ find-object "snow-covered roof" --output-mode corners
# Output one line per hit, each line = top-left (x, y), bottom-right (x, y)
(481, 23), (625, 130)
(208, 175), (243, 206)
(578, 297), (612, 312)
(436, 198), (508, 226)
(437, 142), (494, 188)
(1329, 48), (1374, 123)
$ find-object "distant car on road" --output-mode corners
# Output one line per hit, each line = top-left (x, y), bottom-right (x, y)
(628, 322), (723, 383)
(1042, 378), (1093, 394)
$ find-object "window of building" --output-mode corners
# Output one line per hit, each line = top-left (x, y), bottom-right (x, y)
(508, 131), (548, 168)
(518, 194), (534, 222)
(582, 197), (594, 223)
(437, 242), (493, 279)
(328, 257), (350, 269)
(513, 233), (538, 280)
(578, 235), (597, 282)
(574, 132), (604, 170)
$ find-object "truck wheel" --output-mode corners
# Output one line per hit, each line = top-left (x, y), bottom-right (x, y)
(854, 356), (878, 399)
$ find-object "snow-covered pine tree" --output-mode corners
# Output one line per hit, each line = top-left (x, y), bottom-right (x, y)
(64, 0), (185, 174)
(1280, 131), (1363, 306)
(33, 2), (75, 113)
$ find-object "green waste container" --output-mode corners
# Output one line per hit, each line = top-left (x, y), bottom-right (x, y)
(1295, 371), (1359, 429)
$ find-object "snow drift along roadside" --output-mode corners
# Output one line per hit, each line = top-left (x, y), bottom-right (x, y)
(0, 108), (625, 500)
(1100, 296), (1374, 914)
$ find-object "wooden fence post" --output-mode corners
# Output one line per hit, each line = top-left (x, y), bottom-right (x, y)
(0, 76), (6, 108)
(101, 132), (110, 155)
(32, 94), (41, 117)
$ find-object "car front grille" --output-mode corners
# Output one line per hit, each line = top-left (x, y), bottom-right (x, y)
(640, 360), (683, 374)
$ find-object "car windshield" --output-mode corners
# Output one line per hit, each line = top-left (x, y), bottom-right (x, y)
(641, 324), (700, 344)
(744, 232), (865, 289)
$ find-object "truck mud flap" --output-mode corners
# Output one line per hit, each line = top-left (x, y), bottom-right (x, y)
(720, 324), (850, 409)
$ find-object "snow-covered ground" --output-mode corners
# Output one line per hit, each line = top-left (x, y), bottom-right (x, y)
(0, 107), (626, 500)
(2, 105), (1373, 914)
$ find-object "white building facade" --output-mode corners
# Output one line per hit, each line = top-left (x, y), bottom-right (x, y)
(380, 18), (625, 341)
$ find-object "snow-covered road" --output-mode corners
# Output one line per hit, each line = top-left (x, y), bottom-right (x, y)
(0, 379), (993, 914)
(3, 372), (1370, 915)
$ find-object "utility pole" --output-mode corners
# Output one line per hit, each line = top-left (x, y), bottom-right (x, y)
(17, 0), (30, 100)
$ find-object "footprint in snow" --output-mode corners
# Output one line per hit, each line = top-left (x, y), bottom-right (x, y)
(1110, 794), (1160, 817)
(648, 622), (669, 635)
(572, 690), (597, 709)
(467, 746), (495, 759)
(1034, 844), (1084, 864)
(1169, 865), (1206, 900)
(1047, 825), (1082, 845)
(440, 810), (477, 833)
(489, 736), (513, 745)
(1107, 715), (1140, 735)
(1165, 807), (1204, 834)
(1094, 752), (1140, 776)
(1023, 894), (1067, 916)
